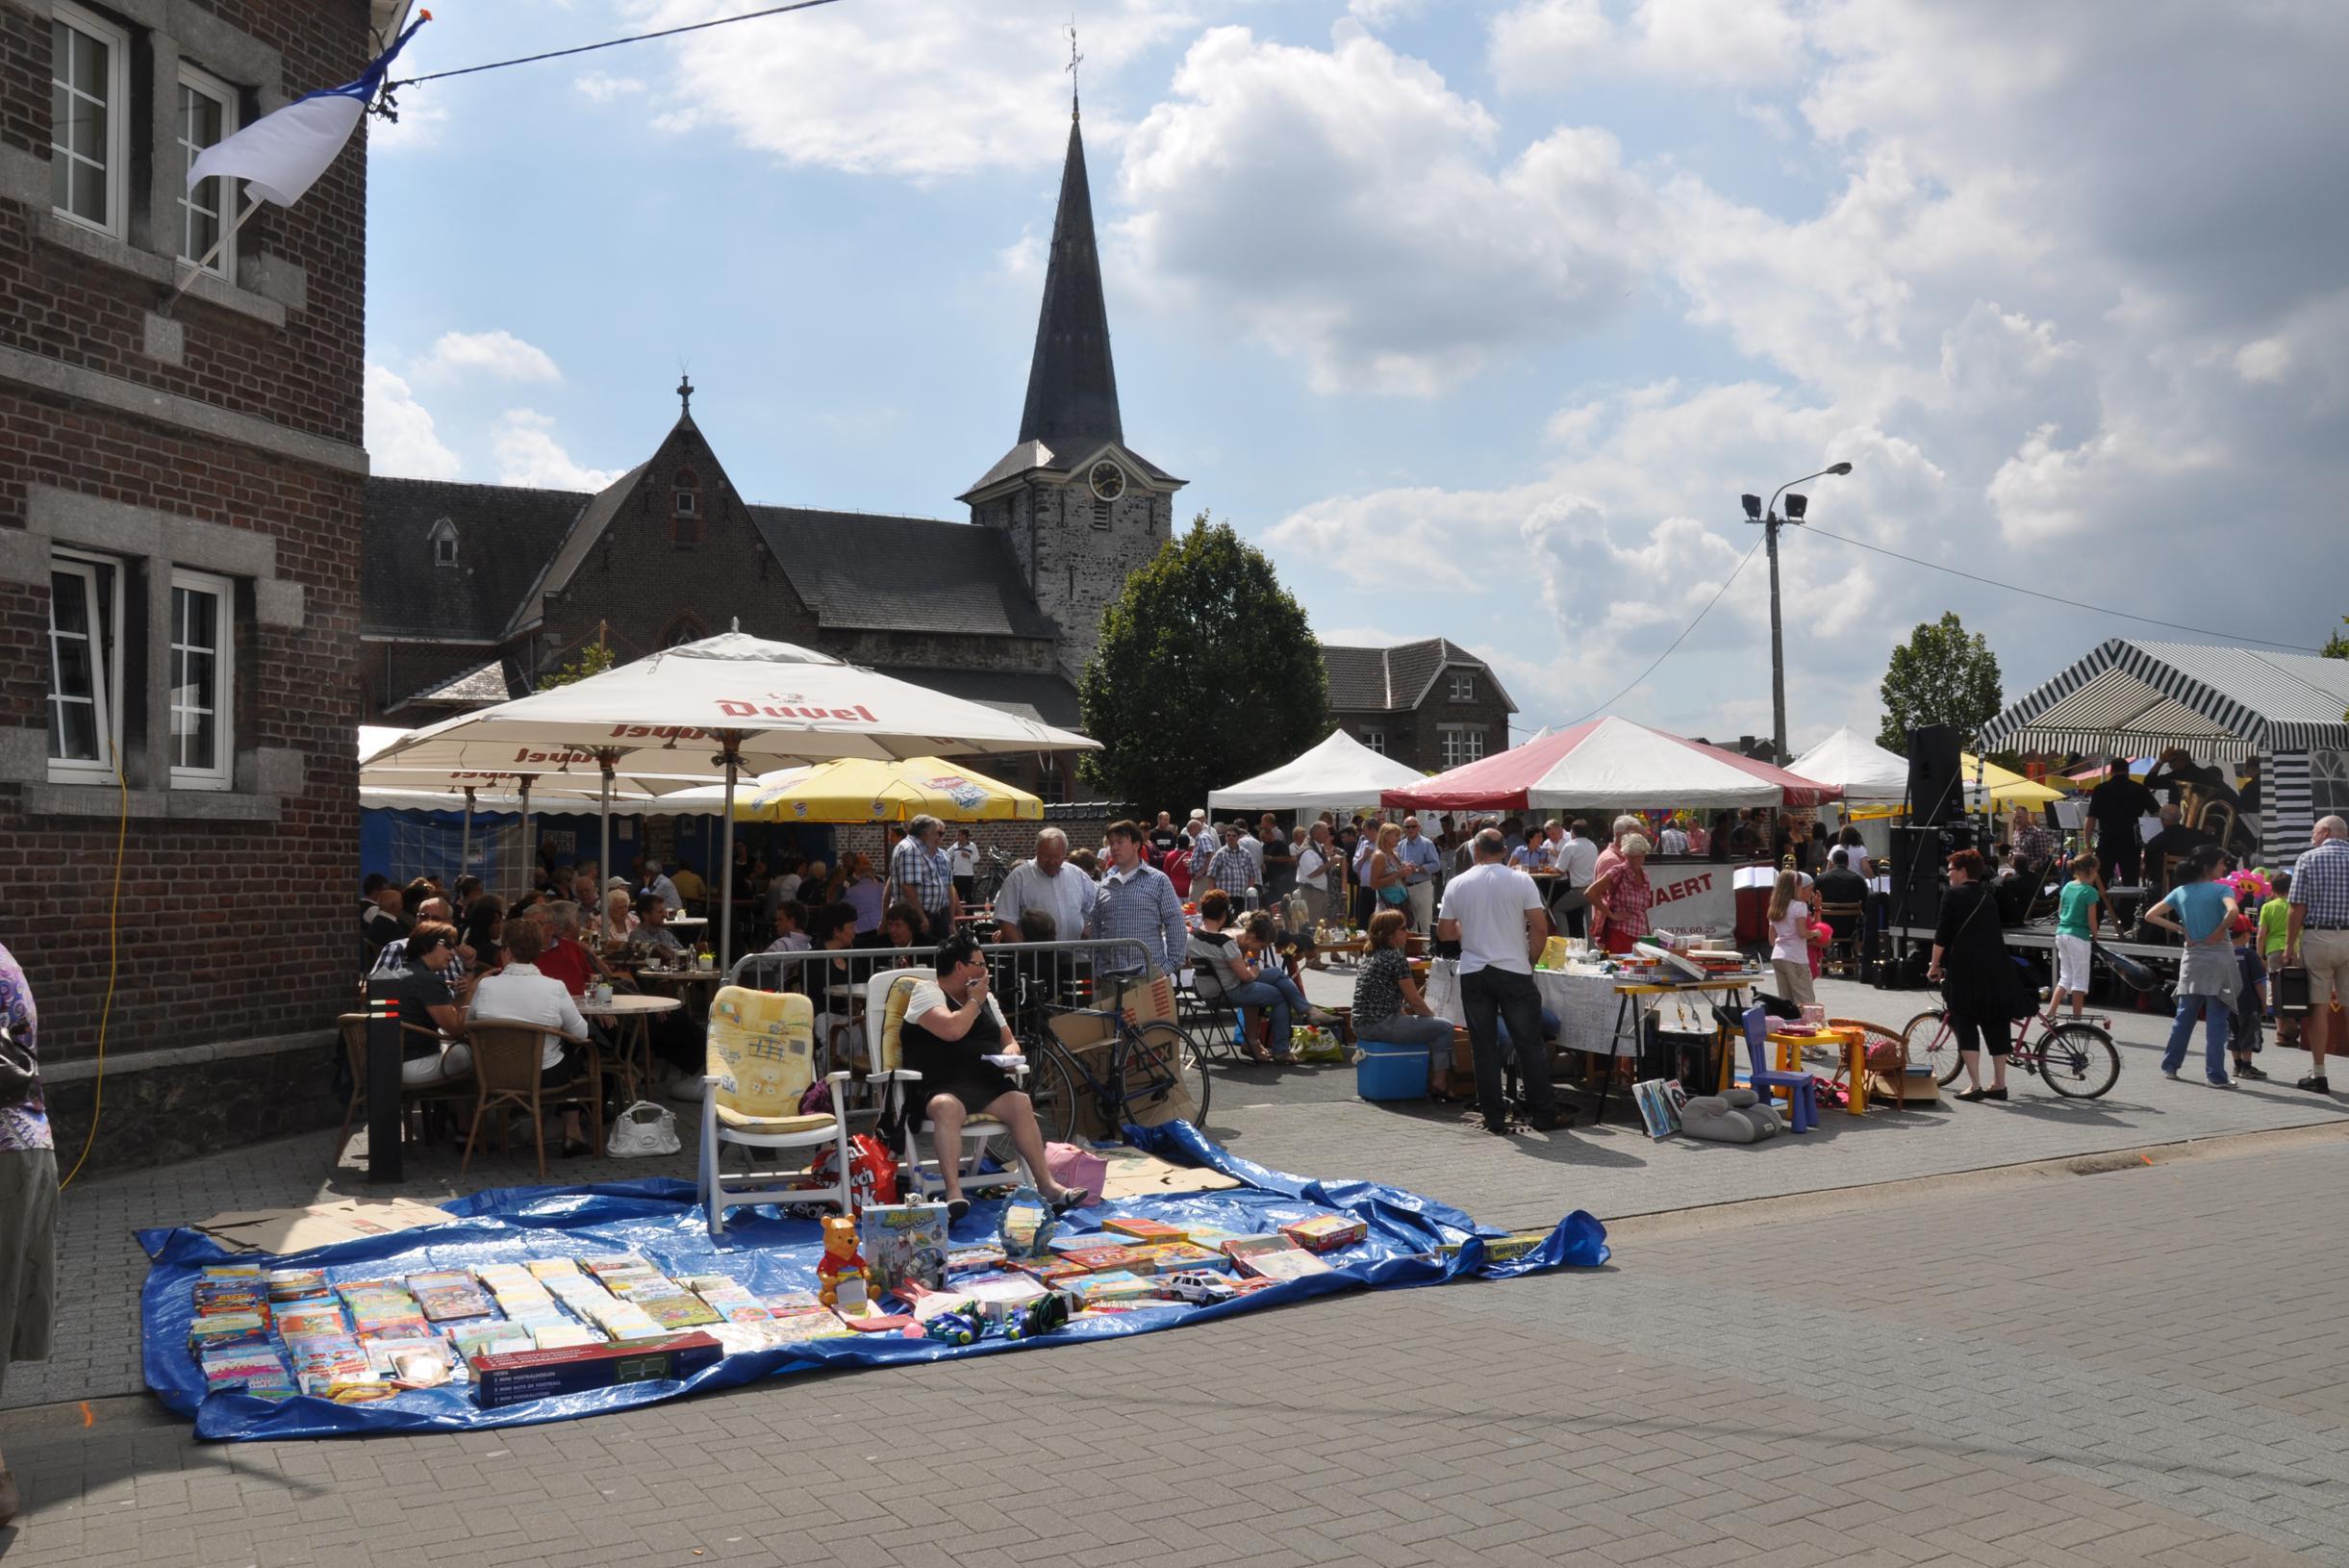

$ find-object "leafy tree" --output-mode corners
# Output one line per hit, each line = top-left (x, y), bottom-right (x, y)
(538, 635), (616, 691)
(1876, 611), (2003, 752)
(2323, 617), (2349, 660)
(1079, 513), (1329, 813)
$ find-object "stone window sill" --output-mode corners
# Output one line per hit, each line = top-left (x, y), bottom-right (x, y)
(39, 214), (288, 330)
(22, 781), (284, 822)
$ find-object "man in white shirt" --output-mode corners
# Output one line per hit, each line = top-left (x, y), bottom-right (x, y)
(1438, 828), (1560, 1135)
(993, 827), (1099, 944)
(642, 860), (682, 916)
(1554, 819), (1602, 939)
(467, 919), (594, 1154)
(948, 828), (981, 907)
(1397, 816), (1445, 936)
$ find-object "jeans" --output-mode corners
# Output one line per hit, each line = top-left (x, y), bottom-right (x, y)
(2163, 994), (2232, 1080)
(1226, 976), (1306, 1058)
(1356, 1014), (1453, 1050)
(1458, 966), (1556, 1122)
(1494, 1007), (1561, 1050)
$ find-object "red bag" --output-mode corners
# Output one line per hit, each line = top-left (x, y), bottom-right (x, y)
(810, 1132), (900, 1213)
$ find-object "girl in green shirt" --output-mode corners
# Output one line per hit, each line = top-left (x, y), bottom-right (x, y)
(2052, 853), (2105, 1021)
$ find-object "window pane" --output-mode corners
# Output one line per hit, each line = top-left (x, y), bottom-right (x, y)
(50, 569), (89, 638)
(48, 567), (104, 766)
(70, 27), (106, 97)
(50, 697), (96, 763)
(71, 161), (103, 224)
(179, 584), (218, 652)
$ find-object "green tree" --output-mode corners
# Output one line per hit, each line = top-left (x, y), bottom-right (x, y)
(538, 635), (616, 691)
(1876, 611), (2003, 752)
(2322, 617), (2349, 659)
(1079, 513), (1329, 813)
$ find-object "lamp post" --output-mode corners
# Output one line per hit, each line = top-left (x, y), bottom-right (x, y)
(1742, 462), (1853, 765)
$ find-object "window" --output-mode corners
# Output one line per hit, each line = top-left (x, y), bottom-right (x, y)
(1449, 671), (1476, 701)
(671, 471), (702, 545)
(177, 64), (240, 274)
(168, 569), (234, 789)
(1361, 727), (1386, 756)
(51, 4), (131, 238)
(662, 614), (705, 648)
(429, 518), (458, 567)
(674, 490), (698, 517)
(47, 552), (123, 779)
(1439, 724), (1486, 769)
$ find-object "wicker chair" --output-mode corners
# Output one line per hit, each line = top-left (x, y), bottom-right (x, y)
(460, 1020), (600, 1179)
(335, 1012), (474, 1169)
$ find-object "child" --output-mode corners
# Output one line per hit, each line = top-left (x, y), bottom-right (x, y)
(2230, 911), (2268, 1080)
(1766, 869), (1816, 1006)
(2051, 853), (2104, 1020)
(2261, 871), (2295, 1044)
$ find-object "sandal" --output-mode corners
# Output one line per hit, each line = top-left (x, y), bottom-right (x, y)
(1048, 1189), (1090, 1215)
(947, 1198), (972, 1224)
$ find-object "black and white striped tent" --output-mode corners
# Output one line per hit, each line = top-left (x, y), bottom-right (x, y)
(1981, 638), (2349, 865)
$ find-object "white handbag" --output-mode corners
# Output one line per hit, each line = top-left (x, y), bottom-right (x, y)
(605, 1100), (681, 1158)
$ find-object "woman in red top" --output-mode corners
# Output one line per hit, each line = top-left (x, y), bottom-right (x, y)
(1586, 834), (1654, 955)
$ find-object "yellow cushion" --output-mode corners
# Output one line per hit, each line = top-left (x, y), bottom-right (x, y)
(879, 974), (920, 1074)
(714, 1104), (837, 1134)
(705, 985), (816, 1120)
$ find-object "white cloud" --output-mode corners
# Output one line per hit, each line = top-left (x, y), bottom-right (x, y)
(1490, 0), (1804, 93)
(493, 411), (619, 491)
(364, 365), (460, 480)
(415, 330), (563, 385)
(575, 72), (645, 103)
(2234, 337), (2290, 385)
(644, 0), (1192, 178)
(1119, 24), (1662, 393)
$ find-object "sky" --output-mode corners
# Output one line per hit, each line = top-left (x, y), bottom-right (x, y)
(363, 0), (2349, 754)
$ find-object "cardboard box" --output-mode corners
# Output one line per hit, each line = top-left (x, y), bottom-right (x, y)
(858, 1201), (951, 1295)
(472, 1332), (722, 1409)
(1048, 974), (1193, 1136)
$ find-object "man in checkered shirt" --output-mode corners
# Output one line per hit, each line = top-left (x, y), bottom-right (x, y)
(1088, 820), (1189, 980)
(1203, 823), (1257, 903)
(887, 814), (960, 936)
(2286, 815), (2349, 1093)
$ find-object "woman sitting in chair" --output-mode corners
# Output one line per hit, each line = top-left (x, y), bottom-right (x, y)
(897, 935), (1091, 1223)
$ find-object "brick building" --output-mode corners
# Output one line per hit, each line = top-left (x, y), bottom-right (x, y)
(361, 100), (1181, 803)
(1321, 638), (1519, 773)
(3, 0), (390, 1170)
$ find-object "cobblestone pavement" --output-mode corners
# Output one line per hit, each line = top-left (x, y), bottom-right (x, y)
(6, 1115), (2346, 1565)
(6, 976), (2344, 1415)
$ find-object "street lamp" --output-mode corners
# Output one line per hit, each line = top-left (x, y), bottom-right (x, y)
(1745, 462), (1853, 764)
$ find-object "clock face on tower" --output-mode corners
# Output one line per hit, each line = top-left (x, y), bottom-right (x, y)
(1087, 460), (1126, 502)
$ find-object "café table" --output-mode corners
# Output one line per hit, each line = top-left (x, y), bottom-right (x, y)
(578, 992), (682, 1103)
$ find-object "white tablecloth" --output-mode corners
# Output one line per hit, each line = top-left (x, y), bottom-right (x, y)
(1422, 962), (1632, 1057)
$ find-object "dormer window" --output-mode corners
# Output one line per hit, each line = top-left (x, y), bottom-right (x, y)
(672, 469), (701, 545)
(1449, 671), (1475, 701)
(429, 518), (458, 568)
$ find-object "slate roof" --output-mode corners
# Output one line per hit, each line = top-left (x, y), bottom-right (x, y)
(362, 478), (588, 641)
(1020, 113), (1122, 452)
(870, 665), (1084, 729)
(510, 461), (650, 636)
(390, 655), (528, 713)
(750, 507), (1062, 641)
(1319, 638), (1519, 716)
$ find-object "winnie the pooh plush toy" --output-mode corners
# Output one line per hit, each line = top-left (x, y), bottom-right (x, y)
(818, 1213), (871, 1315)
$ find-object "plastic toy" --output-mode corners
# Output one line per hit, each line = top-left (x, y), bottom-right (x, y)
(817, 1214), (871, 1315)
(1155, 1271), (1242, 1305)
(1020, 1292), (1072, 1337)
(922, 1311), (981, 1346)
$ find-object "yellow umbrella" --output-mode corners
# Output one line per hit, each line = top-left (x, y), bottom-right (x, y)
(1961, 753), (2064, 807)
(718, 756), (1043, 823)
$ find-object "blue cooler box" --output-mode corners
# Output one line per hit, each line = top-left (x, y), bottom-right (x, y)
(1355, 1041), (1429, 1100)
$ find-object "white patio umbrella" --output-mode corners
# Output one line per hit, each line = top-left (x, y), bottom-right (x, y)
(364, 633), (1099, 957)
(1786, 726), (1911, 806)
(1207, 728), (1427, 812)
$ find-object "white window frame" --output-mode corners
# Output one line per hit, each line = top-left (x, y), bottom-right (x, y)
(674, 490), (698, 516)
(429, 518), (458, 567)
(50, 2), (132, 240)
(1439, 724), (1485, 769)
(1361, 727), (1386, 756)
(176, 62), (241, 277)
(168, 567), (235, 791)
(46, 549), (125, 782)
(1449, 671), (1476, 701)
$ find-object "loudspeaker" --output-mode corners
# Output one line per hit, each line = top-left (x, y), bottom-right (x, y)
(1888, 824), (1942, 930)
(1907, 723), (1963, 825)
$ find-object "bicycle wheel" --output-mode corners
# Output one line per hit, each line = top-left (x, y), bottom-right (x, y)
(1113, 1020), (1213, 1129)
(1902, 1009), (1963, 1086)
(1023, 1045), (1084, 1144)
(2037, 1023), (2121, 1099)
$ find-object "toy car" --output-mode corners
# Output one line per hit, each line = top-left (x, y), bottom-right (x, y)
(1155, 1271), (1243, 1304)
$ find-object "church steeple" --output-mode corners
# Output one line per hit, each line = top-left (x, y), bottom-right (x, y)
(1016, 106), (1123, 450)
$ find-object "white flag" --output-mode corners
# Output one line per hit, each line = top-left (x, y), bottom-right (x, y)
(188, 13), (426, 208)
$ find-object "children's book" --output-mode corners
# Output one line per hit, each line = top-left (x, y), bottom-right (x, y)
(1231, 1246), (1331, 1282)
(1277, 1216), (1367, 1253)
(1099, 1217), (1191, 1244)
(1054, 1244), (1149, 1274)
(858, 1202), (951, 1295)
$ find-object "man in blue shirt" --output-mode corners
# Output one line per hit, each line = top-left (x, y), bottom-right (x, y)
(1397, 815), (1446, 934)
(1089, 820), (1189, 981)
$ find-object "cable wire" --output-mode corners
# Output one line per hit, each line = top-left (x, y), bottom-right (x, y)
(390, 0), (847, 89)
(1802, 525), (2327, 654)
(57, 752), (126, 1190)
(1563, 536), (1766, 726)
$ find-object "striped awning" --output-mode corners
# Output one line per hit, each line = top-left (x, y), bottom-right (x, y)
(1982, 638), (2349, 755)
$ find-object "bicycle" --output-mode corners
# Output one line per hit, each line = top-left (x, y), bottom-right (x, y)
(1021, 1000), (1213, 1144)
(1899, 999), (2122, 1099)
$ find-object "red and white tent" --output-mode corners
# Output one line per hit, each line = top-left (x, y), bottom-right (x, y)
(1380, 716), (1841, 812)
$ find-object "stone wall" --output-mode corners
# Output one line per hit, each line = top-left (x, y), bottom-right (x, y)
(975, 475), (1174, 682)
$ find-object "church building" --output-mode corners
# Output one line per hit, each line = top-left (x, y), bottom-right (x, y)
(361, 101), (1181, 798)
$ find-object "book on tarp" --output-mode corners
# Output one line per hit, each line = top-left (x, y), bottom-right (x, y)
(471, 1331), (723, 1409)
(1099, 1217), (1191, 1244)
(1434, 1229), (1552, 1264)
(858, 1201), (950, 1295)
(1054, 1244), (1149, 1274)
(1277, 1216), (1367, 1253)
(1065, 1271), (1158, 1305)
(1130, 1242), (1226, 1273)
(1223, 1234), (1332, 1280)
(408, 1270), (497, 1324)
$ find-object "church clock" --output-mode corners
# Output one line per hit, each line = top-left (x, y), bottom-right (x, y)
(1087, 459), (1126, 501)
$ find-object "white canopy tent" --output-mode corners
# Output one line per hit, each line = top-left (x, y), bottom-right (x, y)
(1206, 729), (1427, 813)
(1786, 727), (1910, 805)
(364, 633), (1098, 957)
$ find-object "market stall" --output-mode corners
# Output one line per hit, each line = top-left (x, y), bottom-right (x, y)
(1207, 728), (1427, 813)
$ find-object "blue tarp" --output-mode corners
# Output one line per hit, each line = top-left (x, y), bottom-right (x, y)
(139, 1125), (1607, 1442)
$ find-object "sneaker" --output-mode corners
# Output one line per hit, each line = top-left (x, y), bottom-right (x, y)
(2238, 1062), (2269, 1081)
(2208, 1076), (2235, 1089)
(2160, 1068), (2181, 1080)
(664, 1072), (707, 1102)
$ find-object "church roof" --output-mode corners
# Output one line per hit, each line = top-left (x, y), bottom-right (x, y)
(363, 477), (589, 641)
(749, 507), (1062, 641)
(510, 460), (651, 637)
(1021, 113), (1123, 452)
(867, 664), (1084, 729)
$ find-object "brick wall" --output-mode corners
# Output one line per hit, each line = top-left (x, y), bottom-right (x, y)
(1335, 690), (1513, 774)
(0, 0), (369, 1172)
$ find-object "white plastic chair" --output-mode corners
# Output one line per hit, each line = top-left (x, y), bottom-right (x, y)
(699, 984), (852, 1238)
(864, 967), (1030, 1202)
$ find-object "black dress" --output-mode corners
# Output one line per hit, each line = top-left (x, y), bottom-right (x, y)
(897, 981), (1019, 1122)
(1933, 880), (2012, 1050)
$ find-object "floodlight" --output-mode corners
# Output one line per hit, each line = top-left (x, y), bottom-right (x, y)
(1741, 493), (1762, 519)
(1784, 493), (1808, 519)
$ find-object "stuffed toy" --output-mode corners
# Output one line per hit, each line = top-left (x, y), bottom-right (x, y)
(818, 1214), (872, 1315)
(1678, 1086), (1785, 1144)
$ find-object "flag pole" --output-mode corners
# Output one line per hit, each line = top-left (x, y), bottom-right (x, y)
(159, 192), (265, 316)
